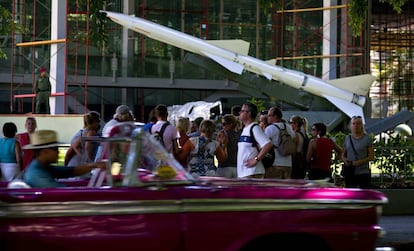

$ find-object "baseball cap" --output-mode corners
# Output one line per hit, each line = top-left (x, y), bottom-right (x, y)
(40, 67), (47, 73)
(115, 105), (131, 115)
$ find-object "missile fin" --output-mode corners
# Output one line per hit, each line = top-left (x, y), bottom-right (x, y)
(328, 74), (376, 96)
(323, 94), (365, 123)
(265, 59), (277, 66)
(202, 51), (244, 75)
(206, 40), (250, 56)
(262, 72), (273, 80)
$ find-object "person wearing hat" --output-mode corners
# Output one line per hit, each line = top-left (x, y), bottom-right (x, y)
(34, 67), (51, 114)
(101, 104), (135, 137)
(23, 130), (107, 188)
(96, 105), (135, 162)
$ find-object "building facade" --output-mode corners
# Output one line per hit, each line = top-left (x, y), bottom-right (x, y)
(0, 0), (411, 123)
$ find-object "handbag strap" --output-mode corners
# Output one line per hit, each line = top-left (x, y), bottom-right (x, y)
(348, 135), (358, 159)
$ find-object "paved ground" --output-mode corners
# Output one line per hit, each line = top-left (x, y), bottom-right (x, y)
(376, 216), (414, 251)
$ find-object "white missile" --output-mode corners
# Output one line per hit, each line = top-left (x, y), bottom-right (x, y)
(102, 11), (375, 122)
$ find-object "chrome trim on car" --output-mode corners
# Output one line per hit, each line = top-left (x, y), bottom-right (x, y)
(375, 247), (395, 251)
(0, 198), (382, 218)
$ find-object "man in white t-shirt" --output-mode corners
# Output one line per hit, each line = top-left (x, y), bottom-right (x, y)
(265, 107), (296, 179)
(102, 105), (134, 137)
(96, 105), (134, 161)
(150, 104), (179, 155)
(237, 103), (272, 178)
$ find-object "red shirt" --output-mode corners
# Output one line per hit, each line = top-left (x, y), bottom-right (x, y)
(18, 132), (35, 170)
(309, 138), (335, 172)
(175, 132), (190, 167)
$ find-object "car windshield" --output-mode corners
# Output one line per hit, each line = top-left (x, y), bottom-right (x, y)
(86, 122), (194, 187)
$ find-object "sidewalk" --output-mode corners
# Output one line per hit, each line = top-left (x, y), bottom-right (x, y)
(377, 216), (414, 251)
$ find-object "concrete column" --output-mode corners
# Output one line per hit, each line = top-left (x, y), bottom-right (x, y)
(49, 0), (66, 114)
(121, 0), (135, 78)
(120, 0), (136, 110)
(322, 0), (337, 80)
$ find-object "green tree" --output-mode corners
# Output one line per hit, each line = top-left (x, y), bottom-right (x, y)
(75, 0), (113, 75)
(0, 4), (27, 59)
(247, 97), (266, 117)
(76, 0), (110, 49)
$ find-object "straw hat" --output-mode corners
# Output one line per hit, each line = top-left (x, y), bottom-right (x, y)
(23, 130), (63, 150)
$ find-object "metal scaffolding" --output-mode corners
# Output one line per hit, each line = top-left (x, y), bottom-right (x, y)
(370, 0), (414, 118)
(271, 1), (367, 79)
(10, 0), (89, 114)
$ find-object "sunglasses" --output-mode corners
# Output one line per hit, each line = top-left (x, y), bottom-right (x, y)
(352, 116), (362, 119)
(222, 122), (230, 126)
(239, 110), (250, 113)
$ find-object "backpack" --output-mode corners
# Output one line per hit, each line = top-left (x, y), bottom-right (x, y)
(274, 123), (296, 156)
(250, 124), (275, 168)
(151, 121), (170, 146)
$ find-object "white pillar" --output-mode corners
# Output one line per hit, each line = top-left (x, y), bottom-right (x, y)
(119, 0), (135, 108)
(49, 0), (66, 114)
(121, 0), (135, 78)
(322, 0), (337, 80)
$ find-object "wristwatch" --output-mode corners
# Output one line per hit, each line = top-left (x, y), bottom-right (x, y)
(254, 156), (259, 161)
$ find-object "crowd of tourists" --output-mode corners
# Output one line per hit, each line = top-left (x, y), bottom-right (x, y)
(0, 102), (373, 189)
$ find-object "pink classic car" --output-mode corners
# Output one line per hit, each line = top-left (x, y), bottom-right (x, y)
(0, 122), (390, 251)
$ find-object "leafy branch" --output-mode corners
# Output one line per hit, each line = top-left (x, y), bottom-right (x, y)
(0, 4), (28, 59)
(349, 0), (407, 35)
(75, 0), (110, 49)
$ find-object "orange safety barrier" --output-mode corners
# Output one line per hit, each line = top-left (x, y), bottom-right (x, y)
(14, 92), (65, 99)
(16, 39), (67, 47)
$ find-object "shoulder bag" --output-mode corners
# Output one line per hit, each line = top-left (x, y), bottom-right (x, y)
(342, 135), (358, 177)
